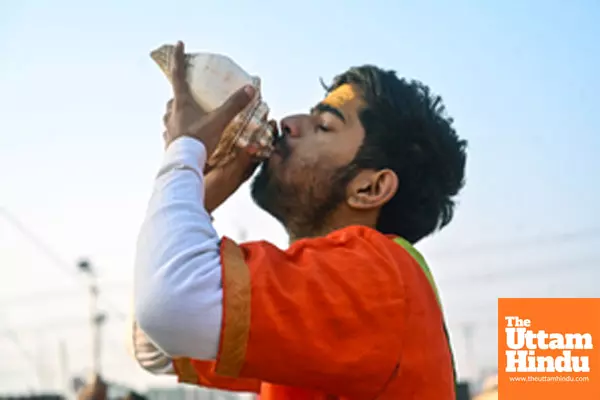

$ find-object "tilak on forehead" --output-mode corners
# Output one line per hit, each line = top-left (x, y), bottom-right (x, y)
(322, 84), (359, 108)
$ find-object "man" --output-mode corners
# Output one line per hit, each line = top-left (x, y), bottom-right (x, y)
(133, 41), (467, 399)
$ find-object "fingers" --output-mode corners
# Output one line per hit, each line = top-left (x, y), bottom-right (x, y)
(204, 85), (255, 134)
(170, 41), (190, 100)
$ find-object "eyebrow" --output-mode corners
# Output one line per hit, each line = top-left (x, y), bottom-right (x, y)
(311, 103), (346, 123)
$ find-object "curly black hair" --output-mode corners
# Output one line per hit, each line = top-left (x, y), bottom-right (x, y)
(326, 66), (467, 244)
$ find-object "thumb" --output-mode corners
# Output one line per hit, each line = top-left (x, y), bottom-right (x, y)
(205, 85), (255, 133)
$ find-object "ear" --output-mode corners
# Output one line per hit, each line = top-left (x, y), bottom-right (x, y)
(346, 169), (398, 210)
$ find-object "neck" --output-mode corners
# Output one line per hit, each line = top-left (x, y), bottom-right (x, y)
(287, 211), (377, 245)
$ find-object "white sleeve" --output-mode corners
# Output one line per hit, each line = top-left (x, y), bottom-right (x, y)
(134, 136), (222, 360)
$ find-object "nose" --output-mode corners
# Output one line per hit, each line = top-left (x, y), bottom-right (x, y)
(280, 114), (310, 138)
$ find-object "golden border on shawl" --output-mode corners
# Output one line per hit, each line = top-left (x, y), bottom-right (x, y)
(214, 237), (251, 377)
(173, 358), (198, 384)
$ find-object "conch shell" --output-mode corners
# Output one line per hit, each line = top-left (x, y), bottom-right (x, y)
(151, 44), (274, 168)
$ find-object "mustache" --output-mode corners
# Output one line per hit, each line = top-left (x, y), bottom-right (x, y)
(274, 135), (292, 159)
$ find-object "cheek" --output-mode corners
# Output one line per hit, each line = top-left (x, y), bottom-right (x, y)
(294, 139), (339, 166)
(273, 138), (352, 186)
(334, 139), (362, 166)
(289, 143), (327, 173)
(284, 154), (340, 191)
(312, 134), (361, 168)
(279, 156), (316, 186)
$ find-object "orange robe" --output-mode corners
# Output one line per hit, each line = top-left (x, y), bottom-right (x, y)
(170, 226), (454, 399)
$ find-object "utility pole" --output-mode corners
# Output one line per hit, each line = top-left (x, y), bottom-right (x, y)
(77, 259), (106, 377)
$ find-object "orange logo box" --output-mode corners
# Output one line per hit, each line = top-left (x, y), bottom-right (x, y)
(498, 298), (600, 400)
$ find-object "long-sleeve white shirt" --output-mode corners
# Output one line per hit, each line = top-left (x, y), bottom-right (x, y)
(134, 137), (223, 360)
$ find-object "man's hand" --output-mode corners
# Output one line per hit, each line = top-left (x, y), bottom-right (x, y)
(203, 120), (277, 212)
(204, 152), (258, 213)
(163, 87), (277, 213)
(164, 41), (255, 155)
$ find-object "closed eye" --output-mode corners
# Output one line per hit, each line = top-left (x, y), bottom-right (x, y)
(317, 123), (331, 132)
(310, 103), (346, 124)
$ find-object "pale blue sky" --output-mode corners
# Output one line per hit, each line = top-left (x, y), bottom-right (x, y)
(1, 0), (599, 393)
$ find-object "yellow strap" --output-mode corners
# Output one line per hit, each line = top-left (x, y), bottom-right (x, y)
(392, 237), (457, 387)
(392, 237), (443, 310)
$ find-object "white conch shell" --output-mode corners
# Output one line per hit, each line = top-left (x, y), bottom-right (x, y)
(150, 44), (274, 167)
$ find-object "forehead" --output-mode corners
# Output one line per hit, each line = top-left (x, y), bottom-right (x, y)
(318, 84), (366, 163)
(322, 84), (359, 108)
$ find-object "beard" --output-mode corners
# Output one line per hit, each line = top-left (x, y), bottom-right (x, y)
(250, 153), (357, 240)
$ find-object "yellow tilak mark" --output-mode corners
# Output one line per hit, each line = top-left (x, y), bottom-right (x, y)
(322, 84), (358, 108)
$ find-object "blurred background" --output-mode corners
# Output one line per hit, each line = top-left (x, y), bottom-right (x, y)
(1, 1), (599, 399)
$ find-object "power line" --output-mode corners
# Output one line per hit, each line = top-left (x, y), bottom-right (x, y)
(0, 207), (126, 320)
(428, 226), (600, 258)
(1, 207), (80, 280)
(0, 282), (130, 309)
(2, 329), (38, 367)
(0, 317), (95, 337)
(437, 254), (599, 286)
(0, 319), (43, 389)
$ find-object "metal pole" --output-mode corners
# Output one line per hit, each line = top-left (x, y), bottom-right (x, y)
(78, 259), (104, 377)
(90, 278), (101, 376)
